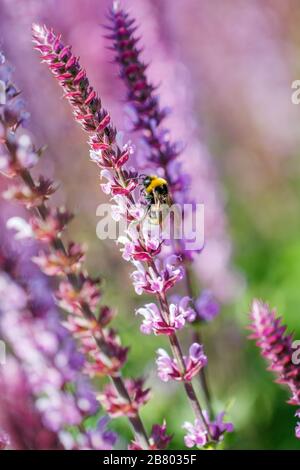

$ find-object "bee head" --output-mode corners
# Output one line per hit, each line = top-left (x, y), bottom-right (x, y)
(142, 175), (156, 189)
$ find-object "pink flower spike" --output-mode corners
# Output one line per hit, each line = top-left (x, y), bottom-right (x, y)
(249, 299), (300, 438)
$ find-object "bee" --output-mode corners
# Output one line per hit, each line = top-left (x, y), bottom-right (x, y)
(142, 175), (172, 225)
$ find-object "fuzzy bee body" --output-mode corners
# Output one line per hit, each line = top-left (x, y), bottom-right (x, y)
(142, 175), (172, 224)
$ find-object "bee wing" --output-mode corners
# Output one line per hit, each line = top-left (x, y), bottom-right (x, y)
(165, 193), (172, 207)
(153, 193), (162, 225)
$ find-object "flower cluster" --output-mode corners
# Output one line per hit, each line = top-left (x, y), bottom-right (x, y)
(0, 50), (153, 449)
(136, 297), (193, 336)
(98, 379), (150, 418)
(30, 207), (73, 242)
(60, 417), (116, 451)
(129, 421), (172, 450)
(131, 256), (184, 296)
(2, 177), (56, 208)
(249, 300), (300, 439)
(156, 344), (207, 382)
(183, 412), (233, 448)
(33, 242), (85, 276)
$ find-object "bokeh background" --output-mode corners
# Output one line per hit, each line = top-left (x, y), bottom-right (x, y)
(1, 0), (300, 449)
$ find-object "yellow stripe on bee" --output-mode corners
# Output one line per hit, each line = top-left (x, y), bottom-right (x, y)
(145, 177), (168, 193)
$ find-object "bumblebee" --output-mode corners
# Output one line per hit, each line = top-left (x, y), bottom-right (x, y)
(142, 175), (172, 224)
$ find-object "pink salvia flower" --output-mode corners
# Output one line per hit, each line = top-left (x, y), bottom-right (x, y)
(131, 256), (184, 296)
(156, 343), (207, 382)
(2, 177), (56, 208)
(129, 421), (172, 450)
(32, 242), (86, 276)
(30, 207), (73, 242)
(249, 299), (300, 439)
(98, 379), (150, 418)
(136, 296), (191, 335)
(56, 275), (102, 315)
(183, 411), (233, 448)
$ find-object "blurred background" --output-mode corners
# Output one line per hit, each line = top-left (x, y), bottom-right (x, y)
(1, 0), (300, 449)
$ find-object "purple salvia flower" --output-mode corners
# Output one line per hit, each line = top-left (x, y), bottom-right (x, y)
(106, 4), (192, 268)
(249, 299), (300, 439)
(183, 420), (207, 448)
(194, 290), (220, 323)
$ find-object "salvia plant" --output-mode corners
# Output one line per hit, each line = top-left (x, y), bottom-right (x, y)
(31, 4), (233, 449)
(0, 0), (299, 451)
